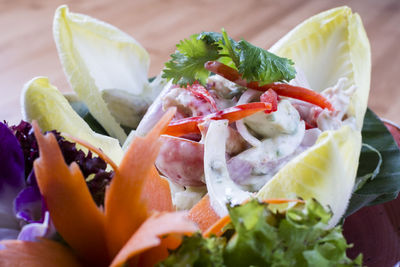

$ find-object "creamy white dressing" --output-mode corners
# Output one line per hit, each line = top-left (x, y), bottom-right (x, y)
(207, 75), (244, 99)
(204, 120), (251, 217)
(162, 87), (214, 117)
(228, 120), (305, 191)
(317, 77), (357, 131)
(147, 71), (359, 213)
(244, 100), (301, 139)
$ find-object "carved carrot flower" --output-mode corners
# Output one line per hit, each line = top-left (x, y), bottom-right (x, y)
(0, 109), (198, 267)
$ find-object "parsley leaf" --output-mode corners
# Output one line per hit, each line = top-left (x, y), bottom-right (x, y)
(162, 30), (296, 87)
(162, 35), (220, 86)
(237, 39), (296, 85)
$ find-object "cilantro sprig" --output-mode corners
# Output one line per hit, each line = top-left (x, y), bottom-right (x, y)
(162, 29), (296, 87)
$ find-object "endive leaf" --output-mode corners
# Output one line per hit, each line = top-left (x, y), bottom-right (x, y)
(258, 7), (370, 226)
(53, 5), (151, 142)
(22, 76), (123, 165)
(269, 6), (370, 129)
(257, 126), (361, 227)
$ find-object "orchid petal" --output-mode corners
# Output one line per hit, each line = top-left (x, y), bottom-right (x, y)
(14, 185), (44, 223)
(0, 122), (24, 191)
(0, 122), (25, 230)
(17, 212), (55, 242)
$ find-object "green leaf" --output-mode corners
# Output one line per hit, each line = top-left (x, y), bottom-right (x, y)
(224, 200), (278, 266)
(162, 34), (220, 86)
(352, 143), (382, 191)
(157, 233), (225, 267)
(237, 39), (296, 85)
(162, 30), (296, 87)
(224, 199), (360, 267)
(345, 108), (400, 216)
(162, 200), (361, 266)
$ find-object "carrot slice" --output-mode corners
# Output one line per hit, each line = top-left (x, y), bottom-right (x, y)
(110, 212), (197, 267)
(187, 194), (220, 232)
(33, 122), (108, 266)
(104, 108), (176, 258)
(141, 166), (174, 212)
(63, 133), (173, 212)
(203, 215), (230, 237)
(0, 239), (82, 267)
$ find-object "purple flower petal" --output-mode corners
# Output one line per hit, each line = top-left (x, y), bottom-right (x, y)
(14, 185), (44, 223)
(26, 171), (37, 187)
(0, 122), (25, 230)
(0, 122), (24, 190)
(17, 212), (55, 242)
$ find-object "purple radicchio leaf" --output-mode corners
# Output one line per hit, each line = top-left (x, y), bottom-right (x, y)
(10, 121), (113, 206)
(0, 122), (25, 231)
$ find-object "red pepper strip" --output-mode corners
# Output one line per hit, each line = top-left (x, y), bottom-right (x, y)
(265, 83), (334, 112)
(164, 102), (272, 137)
(187, 83), (218, 111)
(204, 61), (335, 111)
(260, 89), (278, 113)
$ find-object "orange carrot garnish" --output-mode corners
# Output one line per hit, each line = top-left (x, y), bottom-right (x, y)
(104, 107), (176, 258)
(141, 166), (174, 212)
(61, 132), (118, 171)
(110, 212), (197, 267)
(0, 239), (81, 267)
(33, 121), (109, 266)
(188, 194), (221, 232)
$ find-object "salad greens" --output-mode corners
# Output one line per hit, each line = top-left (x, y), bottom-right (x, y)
(159, 199), (362, 266)
(162, 29), (296, 86)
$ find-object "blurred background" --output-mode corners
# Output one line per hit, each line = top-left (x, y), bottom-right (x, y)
(1, 0), (399, 124)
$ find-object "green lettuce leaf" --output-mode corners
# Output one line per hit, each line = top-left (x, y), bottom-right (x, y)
(161, 200), (362, 266)
(158, 234), (225, 267)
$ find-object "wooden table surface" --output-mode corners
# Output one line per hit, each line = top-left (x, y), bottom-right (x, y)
(1, 0), (400, 265)
(1, 0), (400, 125)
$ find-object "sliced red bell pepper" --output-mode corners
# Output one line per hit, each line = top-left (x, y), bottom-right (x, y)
(164, 102), (272, 137)
(187, 83), (218, 111)
(260, 89), (278, 113)
(204, 61), (334, 111)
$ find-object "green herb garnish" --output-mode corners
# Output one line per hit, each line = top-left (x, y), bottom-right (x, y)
(162, 29), (296, 86)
